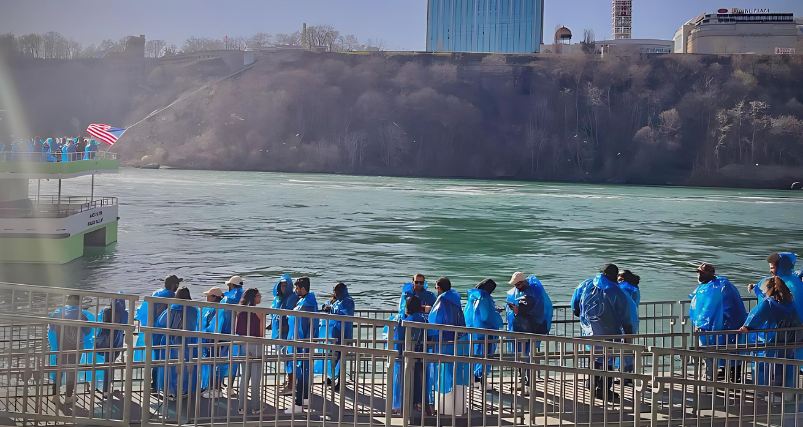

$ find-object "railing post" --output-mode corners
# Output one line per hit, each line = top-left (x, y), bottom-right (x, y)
(633, 347), (642, 427)
(141, 329), (152, 427)
(122, 324), (134, 425)
(650, 351), (660, 426)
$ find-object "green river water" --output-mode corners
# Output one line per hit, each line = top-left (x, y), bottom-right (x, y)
(2, 168), (802, 309)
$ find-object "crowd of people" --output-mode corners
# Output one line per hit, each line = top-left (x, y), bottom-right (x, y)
(45, 252), (803, 412)
(0, 137), (100, 162)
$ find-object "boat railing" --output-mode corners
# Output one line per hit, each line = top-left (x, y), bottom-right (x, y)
(0, 196), (117, 218)
(0, 151), (117, 162)
(1, 285), (801, 427)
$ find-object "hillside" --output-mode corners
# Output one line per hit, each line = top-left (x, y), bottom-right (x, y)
(5, 51), (803, 188)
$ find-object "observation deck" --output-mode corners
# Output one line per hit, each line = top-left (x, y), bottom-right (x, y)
(0, 151), (119, 263)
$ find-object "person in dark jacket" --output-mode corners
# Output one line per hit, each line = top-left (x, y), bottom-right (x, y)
(95, 298), (128, 398)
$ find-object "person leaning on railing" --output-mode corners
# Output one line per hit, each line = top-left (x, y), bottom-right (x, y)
(94, 297), (128, 399)
(153, 286), (200, 401)
(320, 282), (355, 392)
(739, 276), (803, 401)
(391, 294), (428, 415)
(234, 288), (264, 415)
(285, 277), (319, 415)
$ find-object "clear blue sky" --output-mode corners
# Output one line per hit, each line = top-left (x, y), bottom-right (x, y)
(1, 0), (801, 50)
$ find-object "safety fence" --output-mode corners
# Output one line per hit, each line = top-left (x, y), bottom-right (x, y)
(0, 284), (799, 427)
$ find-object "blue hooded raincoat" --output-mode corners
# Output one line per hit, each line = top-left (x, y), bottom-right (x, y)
(743, 296), (803, 387)
(689, 276), (747, 349)
(427, 289), (470, 395)
(755, 253), (803, 319)
(288, 292), (319, 378)
(153, 304), (200, 394)
(392, 311), (428, 410)
(48, 305), (95, 382)
(315, 286), (355, 376)
(134, 287), (175, 361)
(464, 288), (503, 378)
(571, 274), (634, 337)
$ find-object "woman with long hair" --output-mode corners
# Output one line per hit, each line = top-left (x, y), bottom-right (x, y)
(235, 288), (264, 414)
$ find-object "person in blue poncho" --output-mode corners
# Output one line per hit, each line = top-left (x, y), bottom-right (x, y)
(267, 274), (299, 396)
(285, 277), (319, 414)
(216, 275), (245, 384)
(48, 295), (95, 404)
(135, 274), (180, 395)
(84, 139), (98, 160)
(463, 279), (503, 390)
(33, 138), (43, 161)
(153, 287), (200, 401)
(391, 295), (429, 414)
(44, 138), (56, 162)
(616, 270), (641, 377)
(749, 253), (803, 319)
(95, 297), (128, 398)
(62, 138), (77, 162)
(506, 272), (553, 354)
(739, 276), (803, 400)
(689, 263), (748, 381)
(200, 287), (224, 399)
(571, 264), (634, 403)
(427, 277), (469, 415)
(399, 274), (437, 315)
(321, 282), (355, 391)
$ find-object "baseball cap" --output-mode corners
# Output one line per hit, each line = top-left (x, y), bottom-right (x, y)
(164, 275), (183, 286)
(508, 272), (527, 285)
(696, 263), (715, 274)
(203, 287), (224, 297)
(225, 275), (243, 286)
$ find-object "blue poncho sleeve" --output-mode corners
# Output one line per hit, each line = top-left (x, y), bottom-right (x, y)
(689, 283), (725, 331)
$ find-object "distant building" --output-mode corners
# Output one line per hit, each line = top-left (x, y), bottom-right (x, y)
(596, 39), (673, 56)
(612, 0), (633, 40)
(674, 9), (803, 54)
(426, 0), (545, 53)
(540, 26), (588, 55)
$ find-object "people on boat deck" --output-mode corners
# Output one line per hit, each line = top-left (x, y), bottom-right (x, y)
(134, 274), (180, 393)
(320, 282), (355, 391)
(463, 279), (503, 389)
(285, 277), (319, 414)
(740, 276), (803, 396)
(84, 139), (99, 159)
(572, 264), (635, 404)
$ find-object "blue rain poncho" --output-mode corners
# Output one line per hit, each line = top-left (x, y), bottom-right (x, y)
(315, 286), (355, 376)
(270, 274), (299, 339)
(48, 305), (95, 381)
(288, 293), (319, 380)
(506, 276), (553, 335)
(95, 298), (129, 389)
(62, 140), (76, 162)
(384, 282), (437, 338)
(571, 274), (635, 337)
(45, 138), (56, 162)
(153, 304), (200, 394)
(464, 288), (503, 378)
(427, 289), (470, 394)
(84, 139), (98, 160)
(214, 286), (244, 379)
(689, 275), (748, 353)
(134, 287), (175, 361)
(392, 312), (428, 410)
(755, 253), (803, 319)
(743, 297), (803, 387)
(618, 282), (641, 334)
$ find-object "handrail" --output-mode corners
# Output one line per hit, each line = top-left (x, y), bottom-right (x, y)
(0, 196), (117, 218)
(0, 150), (117, 162)
(0, 281), (138, 302)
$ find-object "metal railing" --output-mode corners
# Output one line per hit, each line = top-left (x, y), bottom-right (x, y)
(3, 283), (801, 427)
(0, 150), (117, 162)
(0, 196), (117, 218)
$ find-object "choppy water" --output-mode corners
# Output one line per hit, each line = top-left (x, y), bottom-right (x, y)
(2, 168), (802, 309)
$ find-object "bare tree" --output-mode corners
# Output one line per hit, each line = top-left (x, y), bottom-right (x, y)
(379, 122), (405, 167)
(274, 31), (302, 47)
(228, 36), (248, 51)
(365, 38), (387, 51)
(248, 33), (273, 50)
(343, 131), (368, 169)
(581, 29), (596, 54)
(145, 39), (167, 58)
(306, 24), (340, 51)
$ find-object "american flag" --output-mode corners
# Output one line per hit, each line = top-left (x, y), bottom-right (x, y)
(86, 124), (127, 146)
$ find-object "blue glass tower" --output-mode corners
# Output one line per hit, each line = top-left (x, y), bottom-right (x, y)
(426, 0), (545, 53)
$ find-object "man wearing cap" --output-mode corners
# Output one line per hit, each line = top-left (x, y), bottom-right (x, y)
(286, 277), (319, 414)
(134, 274), (181, 392)
(505, 272), (552, 338)
(216, 276), (246, 387)
(571, 264), (634, 403)
(200, 287), (224, 398)
(689, 263), (747, 381)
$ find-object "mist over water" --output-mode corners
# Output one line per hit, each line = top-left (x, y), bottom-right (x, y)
(3, 168), (802, 309)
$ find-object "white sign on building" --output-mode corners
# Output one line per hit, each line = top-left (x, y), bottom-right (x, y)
(775, 47), (796, 54)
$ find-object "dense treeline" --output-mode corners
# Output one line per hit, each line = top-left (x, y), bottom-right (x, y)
(122, 52), (803, 185)
(0, 25), (384, 60)
(4, 50), (803, 186)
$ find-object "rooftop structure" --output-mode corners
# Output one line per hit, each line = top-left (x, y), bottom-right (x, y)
(597, 38), (673, 56)
(612, 0), (633, 40)
(675, 9), (803, 54)
(426, 0), (546, 53)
